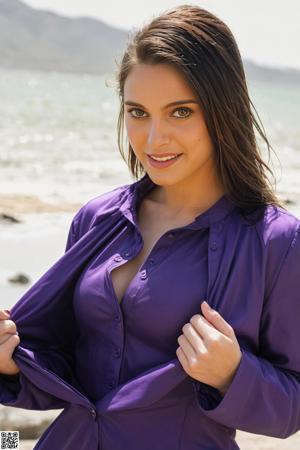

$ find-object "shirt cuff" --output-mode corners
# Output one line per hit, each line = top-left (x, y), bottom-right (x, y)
(192, 348), (258, 427)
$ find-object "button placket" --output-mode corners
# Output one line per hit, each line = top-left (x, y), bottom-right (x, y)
(140, 269), (147, 280)
(216, 222), (223, 232)
(90, 408), (97, 419)
(207, 226), (220, 295)
(124, 231), (176, 315)
(210, 241), (218, 251)
(114, 314), (121, 323)
(114, 348), (121, 358)
(209, 225), (219, 252)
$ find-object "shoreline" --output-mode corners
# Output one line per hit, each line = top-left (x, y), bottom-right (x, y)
(16, 429), (300, 449)
(0, 194), (82, 215)
(0, 192), (299, 217)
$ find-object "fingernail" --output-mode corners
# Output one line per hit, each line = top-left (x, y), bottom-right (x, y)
(203, 301), (212, 309)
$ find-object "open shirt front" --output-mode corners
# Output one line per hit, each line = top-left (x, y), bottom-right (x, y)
(1, 173), (300, 450)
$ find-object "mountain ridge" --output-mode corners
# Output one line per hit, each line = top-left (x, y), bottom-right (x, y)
(0, 0), (299, 82)
(0, 0), (127, 75)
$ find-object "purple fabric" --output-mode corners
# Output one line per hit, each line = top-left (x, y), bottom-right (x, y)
(1, 173), (300, 449)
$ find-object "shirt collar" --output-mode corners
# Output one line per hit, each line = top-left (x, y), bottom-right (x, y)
(119, 173), (237, 230)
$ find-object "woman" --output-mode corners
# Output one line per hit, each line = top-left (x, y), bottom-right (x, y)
(1, 4), (300, 450)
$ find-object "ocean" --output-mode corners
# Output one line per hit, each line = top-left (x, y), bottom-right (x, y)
(0, 66), (299, 450)
(0, 67), (299, 212)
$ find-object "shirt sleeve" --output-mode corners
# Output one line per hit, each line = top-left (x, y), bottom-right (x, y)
(0, 210), (83, 410)
(192, 221), (300, 439)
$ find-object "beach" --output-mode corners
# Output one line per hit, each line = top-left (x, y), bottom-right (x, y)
(14, 430), (300, 449)
(1, 67), (300, 449)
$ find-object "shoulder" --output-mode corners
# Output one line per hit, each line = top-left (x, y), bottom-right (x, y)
(251, 204), (300, 296)
(70, 182), (132, 236)
(255, 204), (300, 250)
(230, 203), (299, 283)
(79, 182), (130, 216)
(237, 202), (299, 244)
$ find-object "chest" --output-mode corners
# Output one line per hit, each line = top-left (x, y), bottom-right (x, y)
(110, 204), (196, 305)
(110, 227), (167, 305)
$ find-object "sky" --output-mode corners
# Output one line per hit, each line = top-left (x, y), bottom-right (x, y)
(22, 0), (300, 71)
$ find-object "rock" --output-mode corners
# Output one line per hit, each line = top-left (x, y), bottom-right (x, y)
(283, 198), (296, 205)
(0, 213), (21, 224)
(8, 273), (30, 285)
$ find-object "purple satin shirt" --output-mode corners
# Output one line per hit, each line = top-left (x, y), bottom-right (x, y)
(1, 173), (300, 450)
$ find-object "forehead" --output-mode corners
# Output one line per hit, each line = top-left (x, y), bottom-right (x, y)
(124, 63), (196, 100)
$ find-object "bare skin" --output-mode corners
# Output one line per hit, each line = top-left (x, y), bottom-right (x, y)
(121, 63), (242, 394)
(112, 62), (227, 305)
(0, 64), (242, 391)
(123, 63), (226, 214)
(0, 309), (20, 375)
(111, 193), (198, 304)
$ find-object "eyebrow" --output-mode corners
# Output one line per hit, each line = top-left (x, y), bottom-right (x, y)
(124, 99), (200, 109)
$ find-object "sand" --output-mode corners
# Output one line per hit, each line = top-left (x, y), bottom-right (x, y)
(17, 430), (300, 449)
(0, 194), (81, 215)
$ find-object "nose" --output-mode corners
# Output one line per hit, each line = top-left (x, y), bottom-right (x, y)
(147, 119), (170, 147)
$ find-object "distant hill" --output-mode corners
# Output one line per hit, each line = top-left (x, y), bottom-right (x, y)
(0, 0), (128, 75)
(0, 0), (300, 83)
(244, 60), (300, 84)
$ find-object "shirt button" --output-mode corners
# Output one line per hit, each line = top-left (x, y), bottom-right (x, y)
(114, 255), (123, 262)
(123, 251), (131, 257)
(140, 269), (147, 279)
(114, 348), (121, 358)
(108, 380), (115, 388)
(210, 242), (218, 251)
(149, 258), (155, 265)
(167, 232), (175, 238)
(90, 408), (97, 418)
(115, 315), (121, 323)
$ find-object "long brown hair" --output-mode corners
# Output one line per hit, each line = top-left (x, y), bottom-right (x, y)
(114, 4), (285, 214)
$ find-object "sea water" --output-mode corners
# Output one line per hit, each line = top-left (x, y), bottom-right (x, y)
(0, 67), (299, 209)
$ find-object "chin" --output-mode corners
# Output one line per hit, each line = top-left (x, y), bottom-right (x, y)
(146, 172), (183, 186)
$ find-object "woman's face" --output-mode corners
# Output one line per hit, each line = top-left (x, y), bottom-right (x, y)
(123, 63), (219, 189)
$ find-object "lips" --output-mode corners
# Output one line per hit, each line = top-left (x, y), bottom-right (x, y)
(147, 153), (182, 168)
(148, 153), (182, 158)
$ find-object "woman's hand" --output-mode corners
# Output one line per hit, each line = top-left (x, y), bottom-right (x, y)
(176, 301), (242, 395)
(0, 309), (21, 376)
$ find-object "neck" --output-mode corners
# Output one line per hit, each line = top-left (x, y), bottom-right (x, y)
(148, 171), (226, 218)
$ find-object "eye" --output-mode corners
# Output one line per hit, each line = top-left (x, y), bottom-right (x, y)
(126, 106), (193, 119)
(127, 108), (147, 118)
(172, 107), (193, 119)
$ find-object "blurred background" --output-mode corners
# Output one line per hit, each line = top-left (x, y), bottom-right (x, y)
(0, 1), (299, 448)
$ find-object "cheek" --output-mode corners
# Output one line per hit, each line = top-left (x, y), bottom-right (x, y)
(124, 117), (134, 136)
(125, 120), (145, 143)
(189, 121), (213, 150)
(176, 128), (202, 154)
(179, 119), (204, 141)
